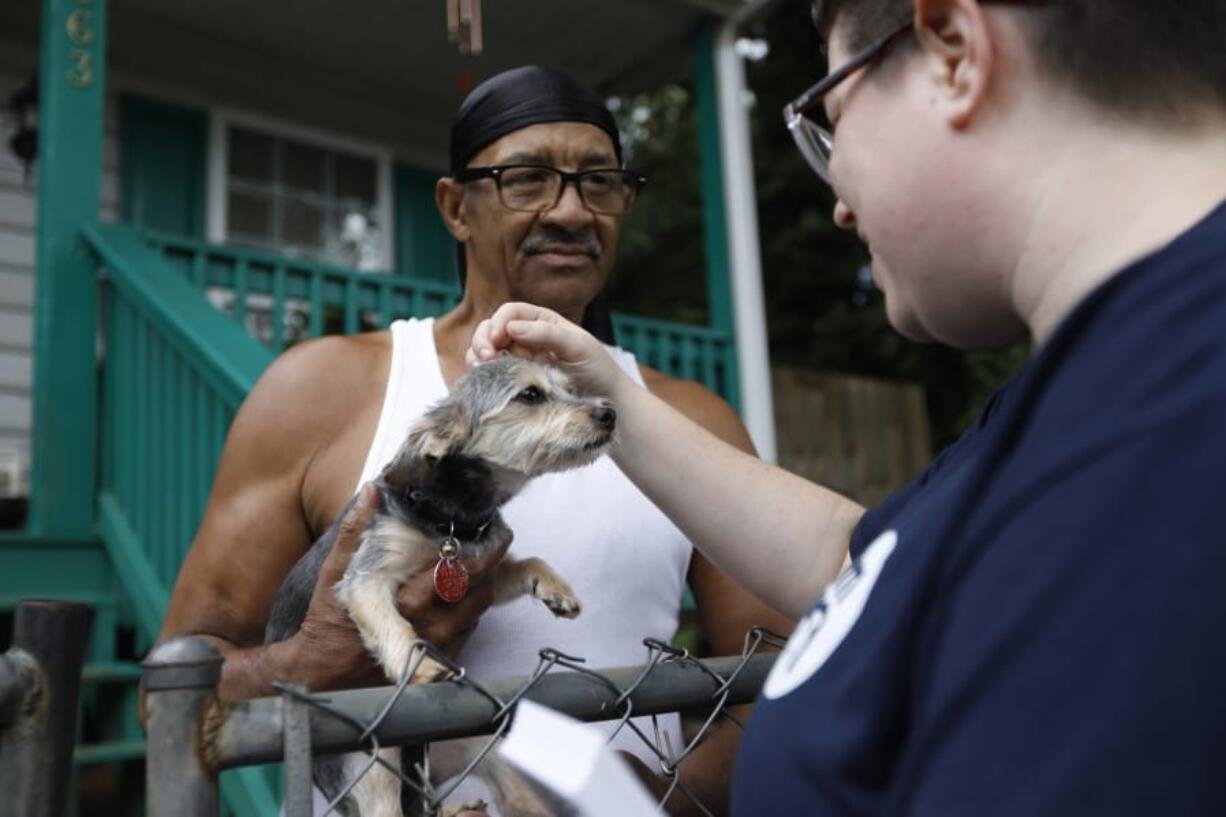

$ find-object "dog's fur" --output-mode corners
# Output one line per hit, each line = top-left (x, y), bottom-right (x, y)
(265, 356), (616, 817)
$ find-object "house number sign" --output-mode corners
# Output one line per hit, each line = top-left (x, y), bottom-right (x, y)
(65, 0), (96, 88)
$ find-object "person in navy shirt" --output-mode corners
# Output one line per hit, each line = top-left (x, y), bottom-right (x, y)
(469, 0), (1226, 813)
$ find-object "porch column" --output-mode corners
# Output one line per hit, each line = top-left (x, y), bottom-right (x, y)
(694, 23), (740, 410)
(29, 0), (107, 537)
(694, 19), (777, 462)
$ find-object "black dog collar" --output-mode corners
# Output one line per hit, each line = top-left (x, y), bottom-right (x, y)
(404, 488), (494, 544)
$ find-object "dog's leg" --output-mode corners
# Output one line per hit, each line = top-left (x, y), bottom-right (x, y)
(474, 751), (562, 817)
(430, 738), (556, 817)
(440, 803), (488, 817)
(332, 575), (448, 817)
(336, 574), (450, 684)
(313, 748), (405, 817)
(341, 747), (402, 817)
(491, 557), (581, 618)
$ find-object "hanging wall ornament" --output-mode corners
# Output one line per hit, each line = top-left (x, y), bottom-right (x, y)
(446, 0), (483, 57)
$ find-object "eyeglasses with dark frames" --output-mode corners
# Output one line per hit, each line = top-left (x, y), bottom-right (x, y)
(454, 164), (647, 216)
(783, 20), (913, 185)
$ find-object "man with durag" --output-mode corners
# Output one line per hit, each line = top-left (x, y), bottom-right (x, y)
(153, 65), (790, 815)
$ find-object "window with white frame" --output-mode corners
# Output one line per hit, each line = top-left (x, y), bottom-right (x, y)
(212, 115), (392, 271)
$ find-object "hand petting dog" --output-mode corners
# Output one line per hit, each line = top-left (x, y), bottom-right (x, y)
(468, 302), (634, 402)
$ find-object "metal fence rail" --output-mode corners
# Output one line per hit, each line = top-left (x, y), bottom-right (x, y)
(0, 600), (94, 817)
(143, 627), (786, 817)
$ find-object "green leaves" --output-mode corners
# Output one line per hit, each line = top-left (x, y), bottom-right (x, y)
(606, 2), (1025, 448)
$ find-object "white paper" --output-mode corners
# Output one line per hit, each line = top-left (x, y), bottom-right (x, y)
(498, 700), (664, 817)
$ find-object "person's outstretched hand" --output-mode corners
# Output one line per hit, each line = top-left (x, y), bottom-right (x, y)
(467, 302), (632, 400)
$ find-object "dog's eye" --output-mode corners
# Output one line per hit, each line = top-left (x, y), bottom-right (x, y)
(515, 385), (545, 404)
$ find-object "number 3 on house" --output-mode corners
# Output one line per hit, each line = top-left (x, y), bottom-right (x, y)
(65, 6), (96, 88)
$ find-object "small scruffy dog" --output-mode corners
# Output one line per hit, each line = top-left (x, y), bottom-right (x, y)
(265, 355), (617, 817)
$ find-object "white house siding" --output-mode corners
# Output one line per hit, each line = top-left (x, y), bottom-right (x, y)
(0, 54), (120, 495)
(0, 64), (38, 493)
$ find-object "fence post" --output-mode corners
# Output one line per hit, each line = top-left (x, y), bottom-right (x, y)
(0, 599), (94, 817)
(281, 684), (313, 817)
(142, 636), (224, 817)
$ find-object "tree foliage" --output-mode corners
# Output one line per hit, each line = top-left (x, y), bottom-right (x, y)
(609, 1), (1027, 448)
(607, 88), (711, 326)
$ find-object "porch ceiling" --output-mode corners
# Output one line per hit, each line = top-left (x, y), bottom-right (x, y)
(116, 0), (737, 127)
(123, 1), (712, 74)
(1, 0), (751, 167)
(1, 0), (748, 168)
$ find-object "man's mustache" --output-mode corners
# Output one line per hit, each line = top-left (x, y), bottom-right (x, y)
(521, 226), (602, 259)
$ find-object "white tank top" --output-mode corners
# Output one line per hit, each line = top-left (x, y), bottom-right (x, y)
(355, 317), (693, 768)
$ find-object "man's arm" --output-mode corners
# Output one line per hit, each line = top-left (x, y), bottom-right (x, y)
(156, 335), (392, 701)
(634, 371), (798, 817)
(612, 375), (864, 619)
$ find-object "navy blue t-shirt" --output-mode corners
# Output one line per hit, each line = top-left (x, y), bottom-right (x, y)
(733, 200), (1226, 816)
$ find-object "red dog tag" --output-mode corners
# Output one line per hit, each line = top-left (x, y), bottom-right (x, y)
(433, 557), (469, 603)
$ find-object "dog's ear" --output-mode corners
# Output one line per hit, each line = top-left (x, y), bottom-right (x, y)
(381, 400), (470, 487)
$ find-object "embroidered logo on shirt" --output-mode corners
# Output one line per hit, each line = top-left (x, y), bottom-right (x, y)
(762, 529), (898, 700)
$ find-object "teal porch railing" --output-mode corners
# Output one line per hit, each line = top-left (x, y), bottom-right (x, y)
(136, 229), (737, 402)
(142, 230), (462, 350)
(609, 313), (735, 402)
(85, 223), (281, 816)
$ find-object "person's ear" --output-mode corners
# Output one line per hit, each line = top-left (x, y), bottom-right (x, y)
(381, 399), (471, 488)
(913, 0), (994, 128)
(436, 177), (472, 243)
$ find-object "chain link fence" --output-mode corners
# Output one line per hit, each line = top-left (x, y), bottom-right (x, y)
(144, 627), (787, 817)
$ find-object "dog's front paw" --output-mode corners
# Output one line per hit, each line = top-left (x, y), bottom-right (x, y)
(533, 575), (582, 618)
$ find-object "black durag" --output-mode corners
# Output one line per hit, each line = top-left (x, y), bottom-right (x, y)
(449, 65), (620, 344)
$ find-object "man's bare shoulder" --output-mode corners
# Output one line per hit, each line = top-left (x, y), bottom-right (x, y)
(638, 364), (754, 452)
(233, 331), (391, 454)
(257, 331), (389, 397)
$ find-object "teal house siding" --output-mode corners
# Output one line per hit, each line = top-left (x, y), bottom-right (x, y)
(394, 162), (456, 283)
(119, 95), (207, 238)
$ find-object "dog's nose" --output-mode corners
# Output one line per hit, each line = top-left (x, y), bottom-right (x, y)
(591, 406), (616, 430)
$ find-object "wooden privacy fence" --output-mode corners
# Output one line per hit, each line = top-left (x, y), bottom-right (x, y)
(772, 367), (932, 508)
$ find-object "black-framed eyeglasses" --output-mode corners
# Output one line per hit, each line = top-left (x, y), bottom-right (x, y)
(454, 164), (647, 216)
(783, 20), (913, 184)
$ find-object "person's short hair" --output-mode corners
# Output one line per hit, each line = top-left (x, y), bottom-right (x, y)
(812, 0), (1226, 122)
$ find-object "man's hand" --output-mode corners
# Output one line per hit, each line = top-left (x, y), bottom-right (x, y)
(620, 750), (670, 798)
(619, 751), (711, 817)
(390, 525), (506, 662)
(284, 482), (385, 688)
